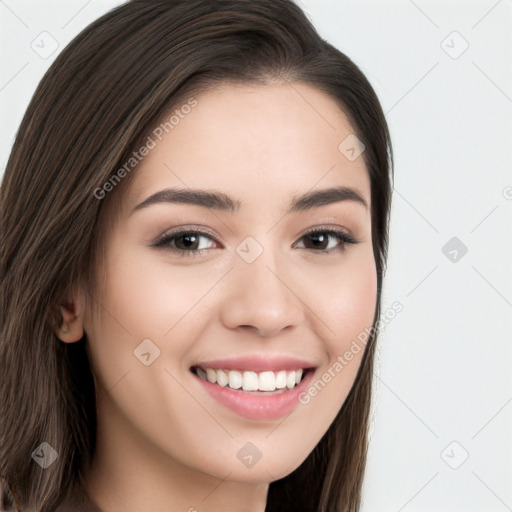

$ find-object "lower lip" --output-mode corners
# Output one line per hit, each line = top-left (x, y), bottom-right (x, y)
(192, 369), (315, 421)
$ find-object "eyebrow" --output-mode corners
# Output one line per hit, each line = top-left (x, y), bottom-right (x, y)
(130, 185), (368, 216)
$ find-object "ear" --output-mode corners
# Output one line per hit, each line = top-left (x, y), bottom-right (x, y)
(54, 293), (85, 343)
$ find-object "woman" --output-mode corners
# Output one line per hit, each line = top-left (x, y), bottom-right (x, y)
(0, 0), (393, 510)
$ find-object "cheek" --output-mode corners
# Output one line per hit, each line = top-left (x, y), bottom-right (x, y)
(330, 254), (377, 343)
(303, 250), (377, 403)
(309, 249), (378, 353)
(83, 244), (217, 386)
(91, 247), (205, 337)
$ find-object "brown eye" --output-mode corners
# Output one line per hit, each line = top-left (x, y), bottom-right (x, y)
(153, 230), (218, 256)
(296, 229), (358, 254)
(174, 233), (201, 251)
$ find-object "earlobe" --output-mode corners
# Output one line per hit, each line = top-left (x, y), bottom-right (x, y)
(54, 298), (85, 343)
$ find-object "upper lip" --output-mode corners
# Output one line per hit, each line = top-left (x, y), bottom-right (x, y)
(192, 355), (317, 373)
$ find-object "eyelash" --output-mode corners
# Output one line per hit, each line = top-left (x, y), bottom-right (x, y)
(152, 226), (359, 257)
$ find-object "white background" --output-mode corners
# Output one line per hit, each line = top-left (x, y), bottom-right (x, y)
(1, 1), (511, 510)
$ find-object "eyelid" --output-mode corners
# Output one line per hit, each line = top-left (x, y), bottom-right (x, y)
(294, 225), (359, 252)
(301, 224), (355, 240)
(152, 225), (221, 250)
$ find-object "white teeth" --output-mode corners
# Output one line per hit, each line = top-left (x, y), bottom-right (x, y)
(216, 369), (228, 387)
(206, 368), (217, 383)
(242, 371), (259, 391)
(259, 371), (276, 391)
(195, 367), (306, 392)
(275, 370), (287, 389)
(228, 370), (242, 389)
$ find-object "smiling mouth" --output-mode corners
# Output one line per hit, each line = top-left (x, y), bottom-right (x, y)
(190, 366), (312, 394)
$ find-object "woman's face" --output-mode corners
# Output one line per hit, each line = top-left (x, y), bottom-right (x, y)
(82, 81), (377, 485)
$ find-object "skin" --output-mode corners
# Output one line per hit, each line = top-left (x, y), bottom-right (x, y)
(56, 81), (377, 512)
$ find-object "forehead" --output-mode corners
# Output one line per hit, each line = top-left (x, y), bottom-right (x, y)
(126, 81), (370, 213)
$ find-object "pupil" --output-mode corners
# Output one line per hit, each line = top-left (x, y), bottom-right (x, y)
(180, 234), (197, 249)
(310, 233), (327, 249)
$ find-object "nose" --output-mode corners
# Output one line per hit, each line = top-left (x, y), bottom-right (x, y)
(219, 249), (306, 338)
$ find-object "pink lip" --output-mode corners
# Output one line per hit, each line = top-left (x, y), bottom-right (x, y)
(193, 354), (316, 372)
(192, 368), (316, 421)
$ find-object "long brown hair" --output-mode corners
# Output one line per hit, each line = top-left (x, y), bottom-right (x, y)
(0, 1), (393, 510)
